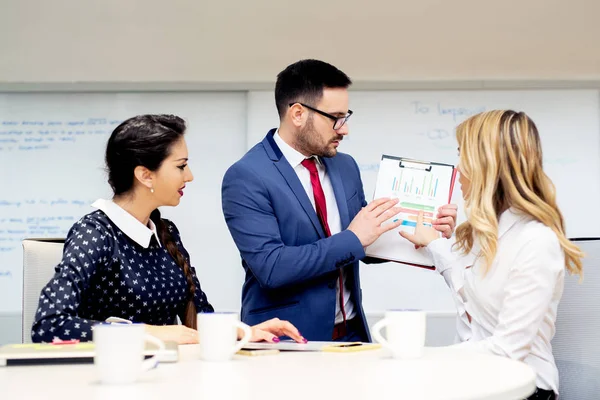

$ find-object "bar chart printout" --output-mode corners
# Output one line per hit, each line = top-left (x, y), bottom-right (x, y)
(366, 156), (455, 266)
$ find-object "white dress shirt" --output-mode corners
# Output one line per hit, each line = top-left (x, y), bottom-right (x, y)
(274, 131), (355, 324)
(92, 199), (161, 248)
(426, 208), (564, 394)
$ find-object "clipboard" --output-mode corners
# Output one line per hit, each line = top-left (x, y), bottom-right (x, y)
(365, 155), (457, 268)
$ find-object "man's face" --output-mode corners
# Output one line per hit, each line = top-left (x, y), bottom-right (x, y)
(296, 88), (350, 158)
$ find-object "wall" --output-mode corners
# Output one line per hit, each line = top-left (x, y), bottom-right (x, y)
(1, 0), (599, 84)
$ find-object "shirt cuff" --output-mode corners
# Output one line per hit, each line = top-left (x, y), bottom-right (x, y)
(426, 238), (455, 274)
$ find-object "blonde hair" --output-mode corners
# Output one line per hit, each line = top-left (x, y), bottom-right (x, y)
(455, 110), (583, 276)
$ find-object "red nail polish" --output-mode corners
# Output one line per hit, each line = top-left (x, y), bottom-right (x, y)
(273, 337), (280, 343)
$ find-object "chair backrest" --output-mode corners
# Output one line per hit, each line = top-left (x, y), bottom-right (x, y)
(22, 238), (65, 344)
(553, 240), (600, 399)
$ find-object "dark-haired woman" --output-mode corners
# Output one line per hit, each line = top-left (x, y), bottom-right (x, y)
(32, 114), (305, 345)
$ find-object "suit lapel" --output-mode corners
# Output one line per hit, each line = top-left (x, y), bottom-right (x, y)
(323, 157), (359, 303)
(322, 157), (350, 230)
(263, 131), (326, 238)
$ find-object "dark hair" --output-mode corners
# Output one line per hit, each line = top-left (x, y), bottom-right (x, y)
(274, 59), (352, 118)
(105, 114), (198, 328)
(106, 114), (186, 195)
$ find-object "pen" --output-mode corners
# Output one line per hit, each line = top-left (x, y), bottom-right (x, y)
(50, 338), (80, 345)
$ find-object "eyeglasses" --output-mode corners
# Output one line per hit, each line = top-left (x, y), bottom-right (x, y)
(289, 102), (353, 130)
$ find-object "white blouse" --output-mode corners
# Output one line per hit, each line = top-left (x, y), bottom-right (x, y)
(426, 208), (565, 394)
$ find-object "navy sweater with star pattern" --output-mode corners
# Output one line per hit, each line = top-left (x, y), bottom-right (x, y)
(32, 210), (214, 343)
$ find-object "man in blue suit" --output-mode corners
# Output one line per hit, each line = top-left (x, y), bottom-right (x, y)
(222, 59), (457, 342)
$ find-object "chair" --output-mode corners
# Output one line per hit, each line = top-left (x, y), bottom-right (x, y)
(552, 240), (600, 399)
(21, 237), (180, 343)
(21, 238), (65, 344)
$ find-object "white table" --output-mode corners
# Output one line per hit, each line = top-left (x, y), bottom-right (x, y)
(0, 345), (536, 400)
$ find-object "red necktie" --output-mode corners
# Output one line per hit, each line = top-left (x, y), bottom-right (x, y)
(301, 158), (347, 326)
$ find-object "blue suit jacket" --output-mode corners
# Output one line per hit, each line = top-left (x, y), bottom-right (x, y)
(222, 129), (371, 341)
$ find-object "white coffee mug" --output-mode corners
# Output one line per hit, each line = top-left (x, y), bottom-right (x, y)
(93, 323), (165, 384)
(197, 312), (252, 361)
(372, 309), (426, 359)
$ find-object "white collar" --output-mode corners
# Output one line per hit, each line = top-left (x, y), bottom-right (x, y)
(274, 129), (323, 168)
(497, 207), (526, 239)
(92, 199), (161, 248)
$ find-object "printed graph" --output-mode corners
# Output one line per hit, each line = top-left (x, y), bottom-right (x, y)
(390, 169), (441, 198)
(393, 202), (435, 227)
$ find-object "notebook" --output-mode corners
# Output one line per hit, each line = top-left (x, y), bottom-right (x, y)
(0, 340), (178, 366)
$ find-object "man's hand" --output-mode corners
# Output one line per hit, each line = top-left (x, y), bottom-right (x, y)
(348, 198), (402, 247)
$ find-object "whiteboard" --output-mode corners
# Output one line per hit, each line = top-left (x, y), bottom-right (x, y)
(1, 89), (599, 317)
(248, 89), (600, 312)
(0, 92), (247, 314)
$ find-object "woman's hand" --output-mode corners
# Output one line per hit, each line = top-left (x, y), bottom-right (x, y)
(432, 204), (459, 239)
(243, 318), (307, 343)
(145, 318), (307, 345)
(398, 211), (441, 247)
(144, 324), (199, 344)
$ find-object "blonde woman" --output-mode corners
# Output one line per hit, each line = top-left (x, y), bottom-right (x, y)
(400, 110), (583, 400)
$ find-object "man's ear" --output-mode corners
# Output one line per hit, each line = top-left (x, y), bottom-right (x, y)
(288, 103), (305, 128)
(133, 165), (154, 191)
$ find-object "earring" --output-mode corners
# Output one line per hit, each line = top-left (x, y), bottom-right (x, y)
(150, 187), (154, 194)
